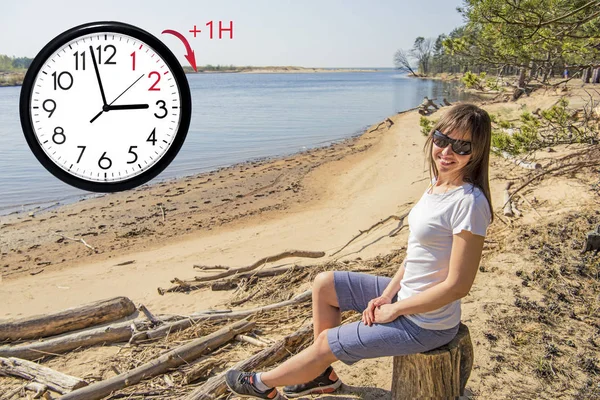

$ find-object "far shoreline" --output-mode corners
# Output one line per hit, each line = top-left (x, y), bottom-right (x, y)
(0, 67), (381, 87)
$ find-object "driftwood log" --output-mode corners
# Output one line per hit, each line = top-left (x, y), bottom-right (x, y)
(136, 290), (311, 342)
(0, 319), (140, 360)
(0, 297), (136, 342)
(61, 319), (255, 400)
(184, 324), (313, 400)
(391, 323), (473, 399)
(0, 357), (87, 394)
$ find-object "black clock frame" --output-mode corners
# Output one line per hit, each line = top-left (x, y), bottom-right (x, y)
(19, 21), (192, 193)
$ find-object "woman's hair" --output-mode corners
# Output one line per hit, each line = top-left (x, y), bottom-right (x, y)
(424, 103), (494, 222)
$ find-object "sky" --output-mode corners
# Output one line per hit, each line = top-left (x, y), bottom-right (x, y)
(0, 0), (465, 68)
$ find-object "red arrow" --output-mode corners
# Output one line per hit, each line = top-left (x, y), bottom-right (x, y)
(162, 29), (197, 72)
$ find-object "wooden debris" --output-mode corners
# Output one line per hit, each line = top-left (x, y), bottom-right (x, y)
(53, 232), (96, 251)
(161, 264), (314, 295)
(494, 148), (542, 170)
(0, 319), (139, 360)
(24, 382), (47, 398)
(61, 320), (255, 400)
(183, 357), (225, 385)
(0, 297), (136, 342)
(138, 304), (161, 326)
(192, 250), (325, 283)
(184, 324), (313, 400)
(235, 335), (268, 348)
(0, 357), (87, 394)
(138, 291), (311, 342)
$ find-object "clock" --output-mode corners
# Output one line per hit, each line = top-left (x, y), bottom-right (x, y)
(19, 21), (192, 192)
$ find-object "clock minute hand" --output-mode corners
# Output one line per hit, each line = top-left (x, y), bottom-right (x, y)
(89, 46), (108, 106)
(106, 104), (149, 111)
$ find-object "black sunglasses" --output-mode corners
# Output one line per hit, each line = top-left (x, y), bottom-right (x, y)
(432, 130), (472, 155)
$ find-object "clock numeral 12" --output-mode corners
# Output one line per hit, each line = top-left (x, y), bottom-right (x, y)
(96, 45), (117, 65)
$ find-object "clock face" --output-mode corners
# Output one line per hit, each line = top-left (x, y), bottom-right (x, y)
(20, 22), (191, 192)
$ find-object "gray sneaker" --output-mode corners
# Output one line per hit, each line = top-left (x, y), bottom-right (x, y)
(282, 366), (342, 398)
(225, 370), (283, 399)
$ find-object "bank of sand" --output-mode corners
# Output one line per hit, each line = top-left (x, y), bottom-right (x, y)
(1, 83), (599, 398)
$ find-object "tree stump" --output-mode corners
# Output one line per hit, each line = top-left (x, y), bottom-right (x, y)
(391, 323), (473, 399)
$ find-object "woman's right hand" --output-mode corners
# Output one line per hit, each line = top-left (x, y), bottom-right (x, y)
(362, 294), (393, 326)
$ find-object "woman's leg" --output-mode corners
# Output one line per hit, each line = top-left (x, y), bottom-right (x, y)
(311, 271), (341, 341)
(256, 272), (341, 388)
(259, 330), (338, 387)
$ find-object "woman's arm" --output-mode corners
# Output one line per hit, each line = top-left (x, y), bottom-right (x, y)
(382, 257), (407, 299)
(374, 230), (484, 323)
(362, 258), (406, 325)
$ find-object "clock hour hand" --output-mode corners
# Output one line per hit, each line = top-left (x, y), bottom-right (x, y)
(89, 74), (144, 124)
(89, 46), (108, 106)
(106, 104), (149, 111)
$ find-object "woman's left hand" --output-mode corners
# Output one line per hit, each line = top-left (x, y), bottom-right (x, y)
(373, 304), (398, 324)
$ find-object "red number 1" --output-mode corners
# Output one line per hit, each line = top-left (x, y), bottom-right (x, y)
(130, 52), (136, 71)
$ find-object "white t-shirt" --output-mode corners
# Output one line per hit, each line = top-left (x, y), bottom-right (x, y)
(398, 181), (491, 330)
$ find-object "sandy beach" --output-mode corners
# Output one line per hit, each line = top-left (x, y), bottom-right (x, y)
(1, 82), (599, 399)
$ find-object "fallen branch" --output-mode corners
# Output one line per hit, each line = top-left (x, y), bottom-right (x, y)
(502, 160), (600, 210)
(503, 182), (514, 217)
(53, 232), (96, 251)
(183, 358), (225, 385)
(138, 304), (161, 327)
(161, 264), (312, 295)
(0, 297), (136, 342)
(0, 357), (87, 394)
(138, 291), (311, 342)
(494, 148), (542, 170)
(184, 324), (314, 400)
(331, 212), (409, 256)
(61, 320), (255, 400)
(235, 335), (268, 348)
(192, 250), (325, 283)
(518, 193), (542, 218)
(24, 382), (47, 398)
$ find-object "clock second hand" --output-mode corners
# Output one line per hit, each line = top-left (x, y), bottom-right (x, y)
(89, 74), (145, 123)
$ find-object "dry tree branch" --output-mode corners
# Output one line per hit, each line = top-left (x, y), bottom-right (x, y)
(192, 250), (325, 282)
(52, 232), (96, 251)
(331, 211), (410, 257)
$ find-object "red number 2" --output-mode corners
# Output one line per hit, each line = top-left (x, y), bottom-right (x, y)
(148, 71), (161, 91)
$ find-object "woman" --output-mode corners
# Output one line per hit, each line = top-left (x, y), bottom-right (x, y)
(225, 103), (493, 399)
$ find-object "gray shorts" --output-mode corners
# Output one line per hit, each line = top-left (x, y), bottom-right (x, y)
(327, 271), (459, 365)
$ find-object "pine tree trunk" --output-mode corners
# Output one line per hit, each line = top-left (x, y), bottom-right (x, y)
(583, 67), (591, 83)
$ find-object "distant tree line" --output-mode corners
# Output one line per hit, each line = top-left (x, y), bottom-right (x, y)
(395, 0), (600, 86)
(0, 54), (33, 71)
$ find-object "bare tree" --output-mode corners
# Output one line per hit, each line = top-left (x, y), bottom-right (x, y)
(394, 49), (419, 76)
(410, 37), (433, 75)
